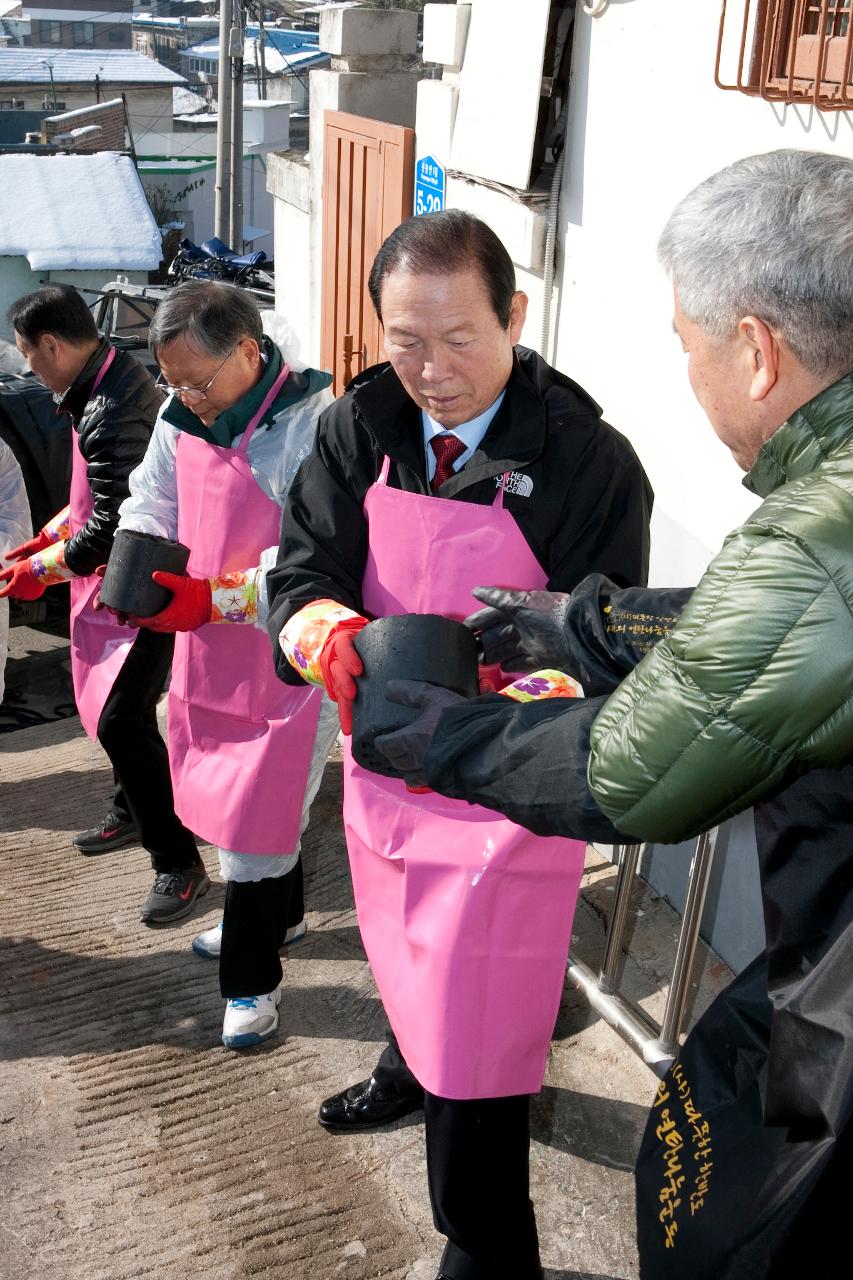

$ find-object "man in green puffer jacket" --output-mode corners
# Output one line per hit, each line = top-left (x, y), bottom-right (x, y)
(371, 150), (853, 1279)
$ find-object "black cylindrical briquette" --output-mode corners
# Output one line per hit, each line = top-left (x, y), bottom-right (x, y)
(351, 613), (480, 778)
(99, 529), (191, 617)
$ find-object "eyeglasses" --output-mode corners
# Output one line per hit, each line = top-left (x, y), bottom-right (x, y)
(155, 347), (237, 406)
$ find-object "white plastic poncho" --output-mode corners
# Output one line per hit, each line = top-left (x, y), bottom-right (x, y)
(0, 439), (33, 705)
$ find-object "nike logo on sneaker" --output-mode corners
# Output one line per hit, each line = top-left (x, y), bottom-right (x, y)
(179, 880), (197, 901)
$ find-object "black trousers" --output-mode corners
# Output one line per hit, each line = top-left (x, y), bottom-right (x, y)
(96, 628), (199, 875)
(374, 1029), (541, 1280)
(219, 859), (304, 998)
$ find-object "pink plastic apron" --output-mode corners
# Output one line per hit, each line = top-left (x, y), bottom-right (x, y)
(344, 455), (587, 1099)
(168, 365), (322, 854)
(69, 346), (137, 740)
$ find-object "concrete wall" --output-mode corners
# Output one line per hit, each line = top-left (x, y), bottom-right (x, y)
(268, 150), (311, 356)
(0, 261), (147, 338)
(553, 1), (853, 572)
(4, 85), (175, 142)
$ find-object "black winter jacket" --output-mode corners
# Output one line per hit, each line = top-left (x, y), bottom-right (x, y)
(60, 341), (162, 577)
(268, 347), (653, 682)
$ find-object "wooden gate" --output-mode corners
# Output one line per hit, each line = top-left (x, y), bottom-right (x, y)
(321, 110), (415, 395)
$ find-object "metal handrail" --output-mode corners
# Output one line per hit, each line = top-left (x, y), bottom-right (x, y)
(566, 829), (719, 1078)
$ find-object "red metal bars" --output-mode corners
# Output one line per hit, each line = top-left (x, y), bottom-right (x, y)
(715, 0), (853, 109)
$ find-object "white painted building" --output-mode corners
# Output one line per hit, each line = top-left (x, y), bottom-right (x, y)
(0, 45), (185, 138)
(139, 99), (293, 250)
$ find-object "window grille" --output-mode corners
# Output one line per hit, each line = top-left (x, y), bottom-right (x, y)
(715, 0), (853, 110)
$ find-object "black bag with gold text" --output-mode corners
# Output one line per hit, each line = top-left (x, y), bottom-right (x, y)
(635, 764), (853, 1279)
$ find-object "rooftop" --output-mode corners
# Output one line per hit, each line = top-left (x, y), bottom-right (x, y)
(184, 35), (328, 74)
(0, 151), (161, 269)
(0, 46), (186, 85)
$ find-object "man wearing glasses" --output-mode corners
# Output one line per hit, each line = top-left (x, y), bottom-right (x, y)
(1, 283), (205, 926)
(112, 280), (338, 1050)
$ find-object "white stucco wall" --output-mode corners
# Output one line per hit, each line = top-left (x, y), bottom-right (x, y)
(272, 198), (312, 364)
(555, 1), (853, 582)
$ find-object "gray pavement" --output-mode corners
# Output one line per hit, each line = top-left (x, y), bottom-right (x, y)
(0, 712), (732, 1280)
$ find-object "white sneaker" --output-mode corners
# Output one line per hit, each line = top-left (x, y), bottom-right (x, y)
(192, 920), (223, 958)
(192, 917), (307, 960)
(283, 919), (307, 948)
(221, 986), (282, 1049)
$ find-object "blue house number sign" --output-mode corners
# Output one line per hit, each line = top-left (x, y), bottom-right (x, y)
(415, 155), (446, 215)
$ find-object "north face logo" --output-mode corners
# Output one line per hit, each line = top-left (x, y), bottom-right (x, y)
(497, 471), (534, 497)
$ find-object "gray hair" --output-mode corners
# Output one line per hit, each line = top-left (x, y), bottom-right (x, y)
(658, 149), (853, 380)
(148, 280), (263, 357)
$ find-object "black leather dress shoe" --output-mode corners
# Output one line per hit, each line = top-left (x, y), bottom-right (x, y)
(318, 1076), (424, 1132)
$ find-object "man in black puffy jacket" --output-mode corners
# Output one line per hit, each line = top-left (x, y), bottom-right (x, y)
(0, 285), (204, 924)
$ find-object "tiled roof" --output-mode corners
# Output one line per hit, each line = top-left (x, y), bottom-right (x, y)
(0, 47), (186, 85)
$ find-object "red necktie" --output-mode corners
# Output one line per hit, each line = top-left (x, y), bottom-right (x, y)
(430, 433), (467, 492)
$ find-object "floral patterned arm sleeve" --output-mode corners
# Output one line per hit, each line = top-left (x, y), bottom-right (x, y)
(31, 540), (75, 584)
(42, 504), (71, 544)
(500, 669), (582, 702)
(209, 567), (265, 624)
(279, 598), (367, 686)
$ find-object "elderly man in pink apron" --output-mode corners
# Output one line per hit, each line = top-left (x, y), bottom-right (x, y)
(113, 281), (338, 1050)
(0, 284), (204, 923)
(268, 210), (653, 1280)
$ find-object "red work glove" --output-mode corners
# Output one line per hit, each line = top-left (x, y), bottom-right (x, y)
(5, 529), (53, 562)
(130, 571), (212, 633)
(0, 558), (45, 600)
(318, 617), (366, 735)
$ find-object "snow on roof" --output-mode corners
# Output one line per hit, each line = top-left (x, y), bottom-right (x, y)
(301, 2), (364, 11)
(43, 97), (124, 124)
(0, 47), (186, 85)
(173, 85), (208, 114)
(254, 27), (324, 55)
(0, 152), (162, 270)
(0, 0), (22, 17)
(132, 14), (217, 27)
(184, 36), (327, 74)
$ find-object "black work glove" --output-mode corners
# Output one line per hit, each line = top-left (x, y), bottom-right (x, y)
(374, 679), (467, 787)
(466, 577), (695, 696)
(465, 587), (573, 673)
